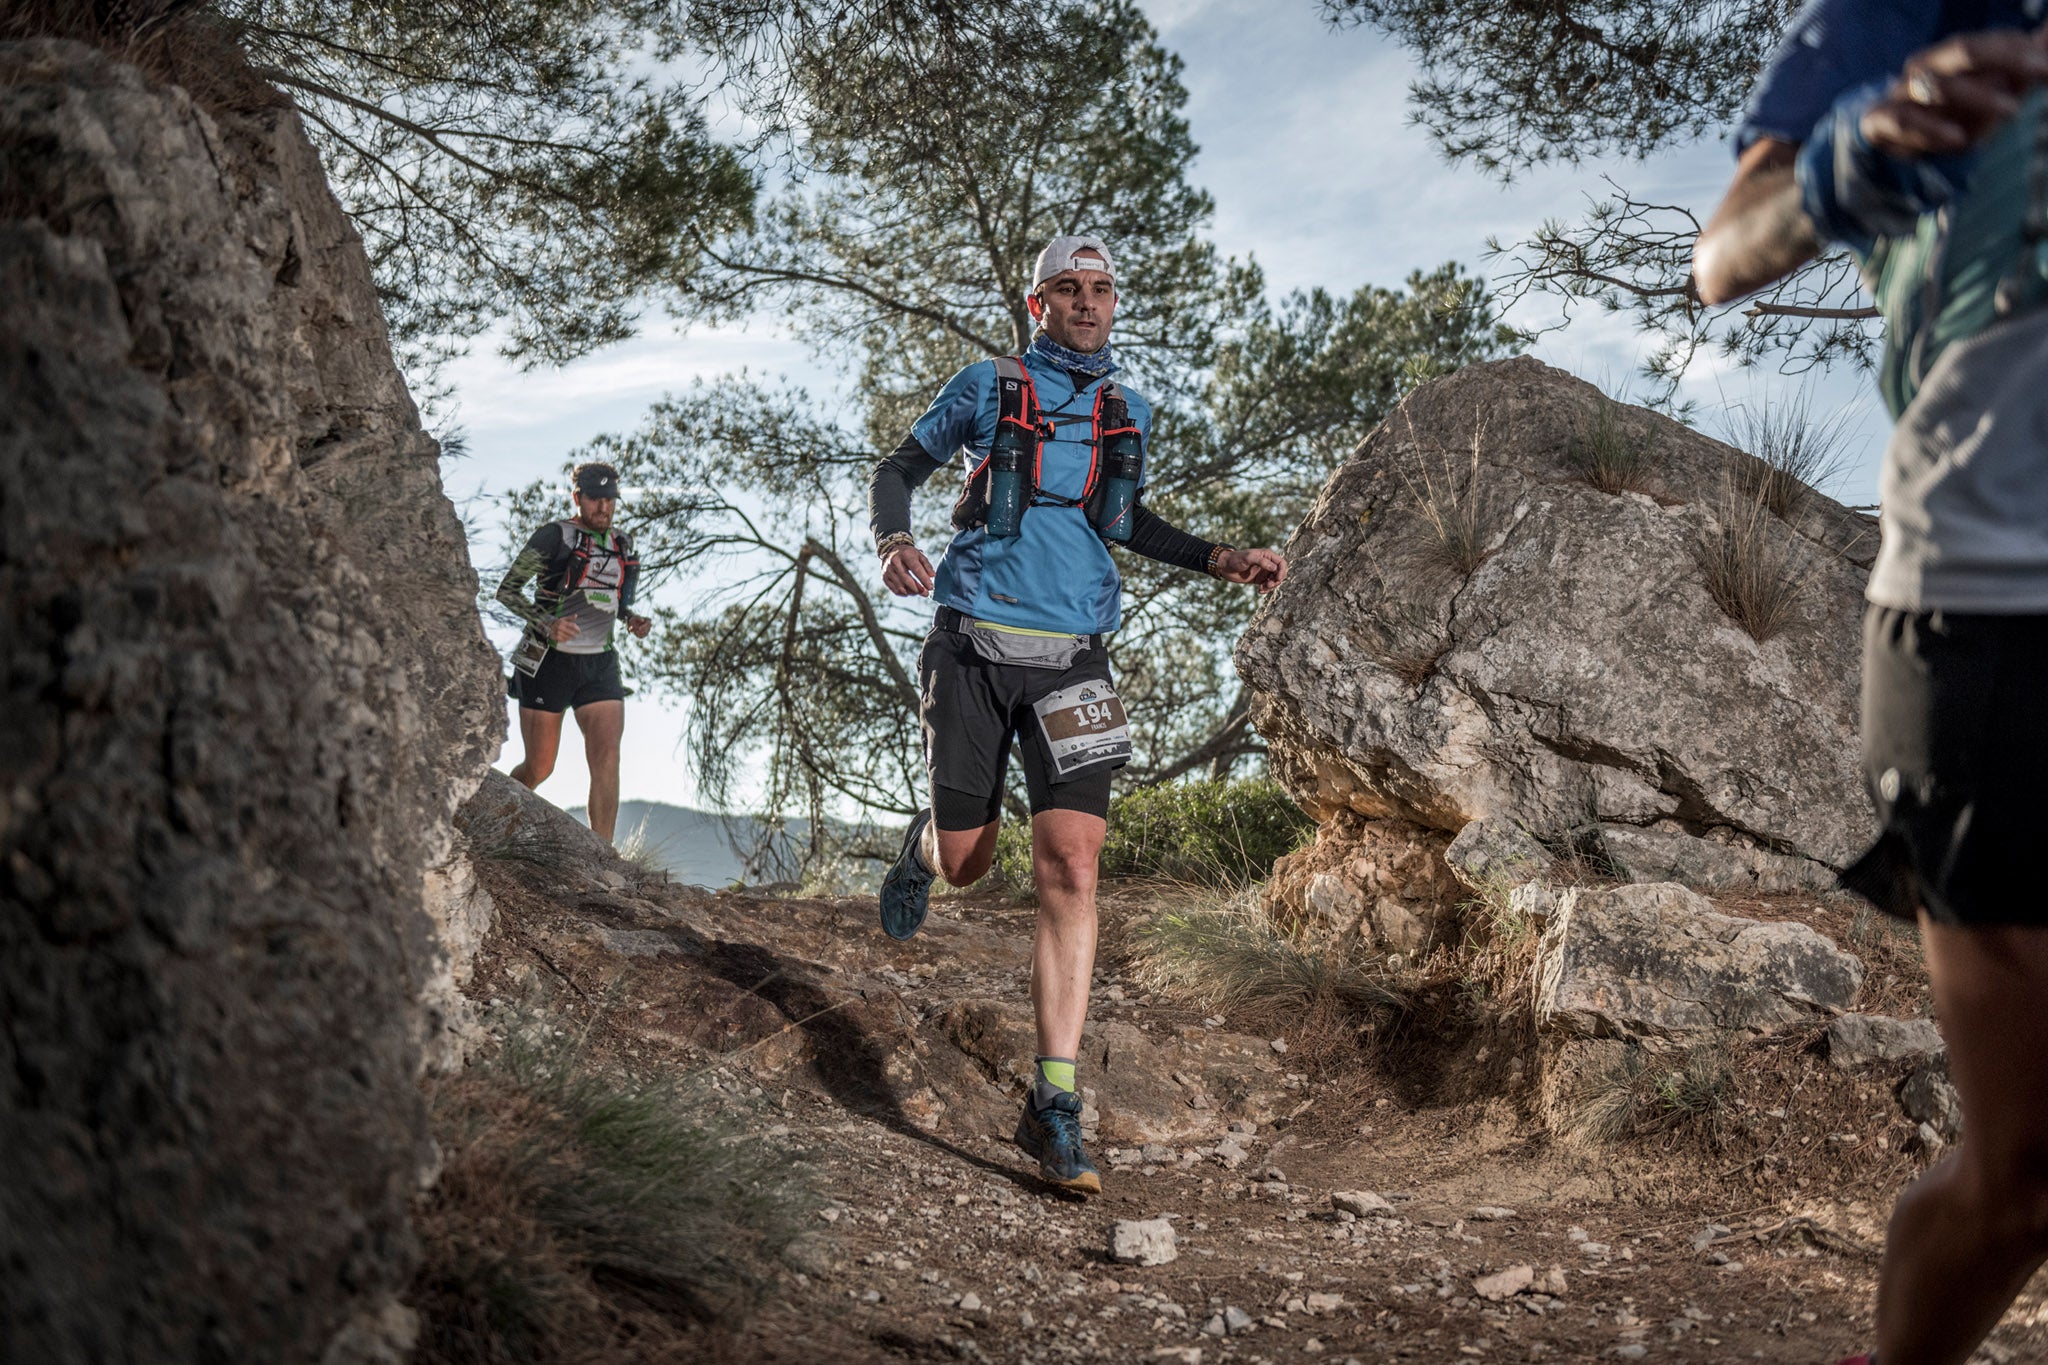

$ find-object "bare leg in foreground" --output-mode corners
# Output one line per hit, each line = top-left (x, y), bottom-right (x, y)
(927, 810), (1102, 1057)
(574, 699), (625, 842)
(1874, 920), (2048, 1364)
(509, 706), (563, 790)
(1025, 809), (1105, 1060)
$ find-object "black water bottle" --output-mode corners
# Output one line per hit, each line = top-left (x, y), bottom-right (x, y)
(1094, 429), (1141, 543)
(986, 424), (1028, 538)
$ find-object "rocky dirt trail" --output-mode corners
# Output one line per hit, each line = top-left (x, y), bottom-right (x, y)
(447, 785), (2048, 1365)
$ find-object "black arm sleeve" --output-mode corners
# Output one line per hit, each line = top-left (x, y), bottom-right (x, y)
(869, 433), (945, 549)
(618, 533), (641, 615)
(1125, 503), (1218, 574)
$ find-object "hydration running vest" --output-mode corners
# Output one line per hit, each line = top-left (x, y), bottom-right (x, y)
(529, 520), (637, 655)
(1864, 87), (2048, 416)
(951, 355), (1143, 535)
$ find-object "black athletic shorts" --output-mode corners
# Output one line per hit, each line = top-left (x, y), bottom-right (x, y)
(1840, 607), (2048, 925)
(507, 648), (629, 714)
(917, 625), (1127, 830)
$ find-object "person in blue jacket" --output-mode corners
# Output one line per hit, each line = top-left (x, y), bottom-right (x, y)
(1696, 5), (2048, 1362)
(867, 236), (1287, 1194)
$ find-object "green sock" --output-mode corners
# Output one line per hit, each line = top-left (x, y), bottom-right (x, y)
(1034, 1056), (1076, 1106)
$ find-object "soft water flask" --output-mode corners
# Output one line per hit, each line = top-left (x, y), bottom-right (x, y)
(985, 428), (1027, 538)
(1094, 431), (1141, 543)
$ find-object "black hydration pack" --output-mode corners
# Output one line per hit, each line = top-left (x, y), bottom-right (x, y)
(951, 355), (1143, 541)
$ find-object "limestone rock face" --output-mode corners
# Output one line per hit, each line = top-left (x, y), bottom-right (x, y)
(1237, 358), (1875, 876)
(1828, 1013), (1945, 1070)
(0, 42), (499, 1364)
(1599, 824), (1838, 895)
(1261, 811), (1461, 955)
(1444, 816), (1551, 891)
(1533, 884), (1864, 1041)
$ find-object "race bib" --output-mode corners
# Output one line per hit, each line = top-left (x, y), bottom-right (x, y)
(1032, 680), (1132, 780)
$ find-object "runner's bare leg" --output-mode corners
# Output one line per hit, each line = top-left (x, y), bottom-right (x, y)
(1028, 808), (1105, 1060)
(932, 822), (999, 886)
(509, 706), (564, 790)
(574, 699), (625, 842)
(1873, 920), (2048, 1365)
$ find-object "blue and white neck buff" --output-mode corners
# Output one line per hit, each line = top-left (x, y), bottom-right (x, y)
(1029, 331), (1117, 381)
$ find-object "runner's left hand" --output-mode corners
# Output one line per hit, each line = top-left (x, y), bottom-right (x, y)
(1214, 547), (1288, 592)
(627, 613), (651, 639)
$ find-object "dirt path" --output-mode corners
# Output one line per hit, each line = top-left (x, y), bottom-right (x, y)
(457, 860), (2048, 1365)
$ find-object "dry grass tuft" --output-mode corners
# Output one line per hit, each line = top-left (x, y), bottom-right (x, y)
(1568, 396), (1654, 495)
(1718, 392), (1855, 519)
(1, 1), (280, 118)
(1381, 637), (1454, 689)
(1454, 872), (1548, 1006)
(1401, 426), (1497, 574)
(613, 815), (673, 882)
(1364, 603), (1454, 689)
(1130, 888), (1407, 1050)
(412, 1023), (812, 1364)
(1564, 1039), (1736, 1146)
(1697, 476), (1807, 642)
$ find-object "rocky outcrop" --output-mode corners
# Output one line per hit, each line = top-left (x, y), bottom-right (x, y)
(0, 40), (499, 1365)
(1533, 884), (1864, 1042)
(1598, 823), (1838, 895)
(1827, 1013), (1944, 1070)
(1237, 358), (1875, 880)
(1261, 811), (1462, 955)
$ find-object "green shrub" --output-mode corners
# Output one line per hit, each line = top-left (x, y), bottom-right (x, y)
(991, 777), (1313, 891)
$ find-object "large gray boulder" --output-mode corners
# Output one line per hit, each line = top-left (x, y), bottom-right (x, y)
(1237, 358), (1875, 876)
(1599, 824), (1838, 895)
(1533, 883), (1864, 1041)
(0, 40), (499, 1365)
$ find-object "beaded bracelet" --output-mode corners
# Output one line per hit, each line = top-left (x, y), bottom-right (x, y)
(1206, 544), (1234, 577)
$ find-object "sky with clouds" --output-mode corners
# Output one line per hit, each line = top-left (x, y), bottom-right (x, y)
(449, 0), (1885, 818)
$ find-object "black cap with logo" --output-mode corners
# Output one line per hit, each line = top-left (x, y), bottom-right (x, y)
(572, 462), (619, 500)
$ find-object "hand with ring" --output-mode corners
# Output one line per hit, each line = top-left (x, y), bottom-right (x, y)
(1863, 27), (2048, 159)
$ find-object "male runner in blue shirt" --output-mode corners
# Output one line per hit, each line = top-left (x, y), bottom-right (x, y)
(1697, 5), (2048, 1362)
(867, 236), (1287, 1193)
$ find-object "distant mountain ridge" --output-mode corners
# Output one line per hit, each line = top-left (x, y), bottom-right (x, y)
(565, 800), (892, 890)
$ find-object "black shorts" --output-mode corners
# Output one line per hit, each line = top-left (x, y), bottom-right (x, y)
(1841, 607), (2048, 925)
(507, 648), (628, 714)
(917, 626), (1127, 830)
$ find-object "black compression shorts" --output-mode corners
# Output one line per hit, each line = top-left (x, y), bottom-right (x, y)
(507, 649), (628, 714)
(1841, 607), (2048, 925)
(917, 625), (1126, 830)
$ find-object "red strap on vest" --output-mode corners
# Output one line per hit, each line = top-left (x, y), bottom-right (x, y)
(978, 355), (1131, 504)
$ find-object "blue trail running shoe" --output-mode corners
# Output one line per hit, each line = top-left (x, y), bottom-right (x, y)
(880, 808), (935, 941)
(1014, 1089), (1101, 1195)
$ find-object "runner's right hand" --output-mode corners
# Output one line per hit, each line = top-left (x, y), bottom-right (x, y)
(882, 543), (936, 597)
(1864, 27), (2048, 159)
(550, 616), (579, 643)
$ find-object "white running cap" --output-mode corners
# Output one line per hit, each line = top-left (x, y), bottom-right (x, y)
(1032, 235), (1116, 290)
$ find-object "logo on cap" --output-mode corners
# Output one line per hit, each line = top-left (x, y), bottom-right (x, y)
(573, 462), (619, 498)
